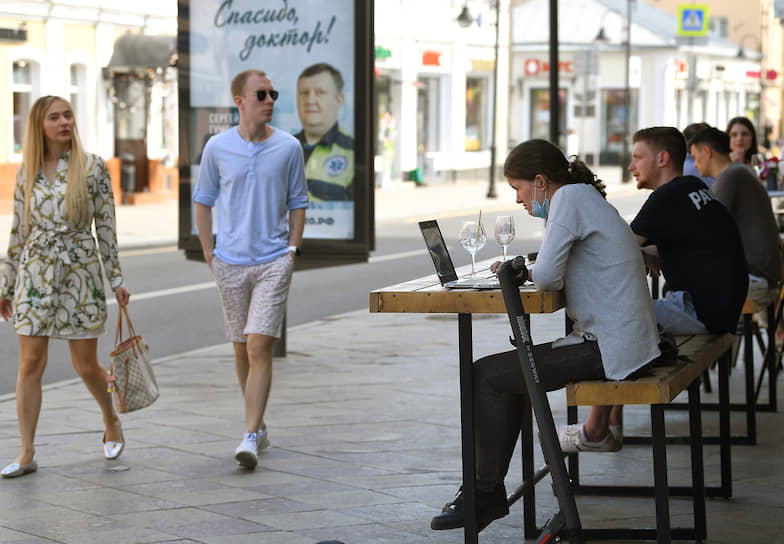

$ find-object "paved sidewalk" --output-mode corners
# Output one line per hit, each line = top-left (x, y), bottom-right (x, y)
(1, 310), (782, 542)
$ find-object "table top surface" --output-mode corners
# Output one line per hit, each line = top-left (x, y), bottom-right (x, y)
(369, 263), (562, 315)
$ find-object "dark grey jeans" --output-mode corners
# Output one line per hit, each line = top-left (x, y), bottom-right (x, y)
(474, 341), (604, 492)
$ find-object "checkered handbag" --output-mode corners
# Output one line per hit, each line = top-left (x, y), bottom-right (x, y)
(108, 304), (159, 413)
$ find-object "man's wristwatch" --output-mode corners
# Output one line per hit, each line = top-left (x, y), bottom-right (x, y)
(288, 245), (301, 256)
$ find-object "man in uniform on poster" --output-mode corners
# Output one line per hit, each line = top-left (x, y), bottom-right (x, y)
(295, 62), (355, 202)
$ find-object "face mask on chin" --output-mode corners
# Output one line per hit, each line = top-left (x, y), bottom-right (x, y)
(532, 183), (549, 219)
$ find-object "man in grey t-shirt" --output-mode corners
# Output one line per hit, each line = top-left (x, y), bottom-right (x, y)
(688, 125), (781, 295)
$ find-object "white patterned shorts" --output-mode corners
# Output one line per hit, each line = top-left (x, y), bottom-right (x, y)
(211, 253), (295, 342)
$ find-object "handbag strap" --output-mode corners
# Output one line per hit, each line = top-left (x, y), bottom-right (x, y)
(114, 304), (138, 346)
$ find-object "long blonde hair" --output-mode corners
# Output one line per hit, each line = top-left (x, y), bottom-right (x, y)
(21, 95), (89, 234)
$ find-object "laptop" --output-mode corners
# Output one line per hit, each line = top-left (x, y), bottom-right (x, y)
(418, 219), (500, 289)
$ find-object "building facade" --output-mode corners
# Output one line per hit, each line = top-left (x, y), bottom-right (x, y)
(0, 0), (177, 212)
(510, 0), (781, 165)
(374, 0), (511, 185)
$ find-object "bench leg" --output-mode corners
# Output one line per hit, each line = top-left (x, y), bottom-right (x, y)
(718, 351), (733, 498)
(651, 404), (672, 544)
(688, 381), (707, 541)
(743, 314), (757, 444)
(567, 405), (580, 486)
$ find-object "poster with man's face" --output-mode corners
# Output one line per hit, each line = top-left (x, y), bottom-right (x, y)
(188, 0), (356, 239)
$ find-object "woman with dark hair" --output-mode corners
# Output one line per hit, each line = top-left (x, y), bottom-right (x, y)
(726, 116), (761, 165)
(431, 139), (661, 532)
(0, 96), (131, 478)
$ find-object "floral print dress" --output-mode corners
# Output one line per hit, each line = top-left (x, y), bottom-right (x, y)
(0, 152), (123, 338)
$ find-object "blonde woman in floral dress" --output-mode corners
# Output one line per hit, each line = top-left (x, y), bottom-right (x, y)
(0, 96), (131, 478)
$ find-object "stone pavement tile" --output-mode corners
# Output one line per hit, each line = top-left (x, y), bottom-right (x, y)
(326, 471), (461, 491)
(288, 488), (409, 509)
(202, 497), (319, 519)
(246, 476), (365, 498)
(3, 503), (127, 541)
(0, 471), (98, 509)
(334, 501), (438, 524)
(200, 532), (314, 544)
(210, 467), (311, 490)
(47, 458), (185, 487)
(0, 527), (59, 544)
(386, 518), (535, 543)
(248, 508), (369, 531)
(37, 486), (182, 516)
(124, 477), (273, 507)
(109, 507), (273, 538)
(298, 522), (440, 544)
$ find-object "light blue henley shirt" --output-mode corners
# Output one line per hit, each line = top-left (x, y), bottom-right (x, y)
(193, 127), (309, 265)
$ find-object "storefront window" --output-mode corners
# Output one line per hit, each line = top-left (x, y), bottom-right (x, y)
(529, 88), (566, 146)
(466, 77), (488, 151)
(12, 60), (35, 153)
(600, 89), (638, 159)
(69, 64), (87, 129)
(417, 77), (440, 171)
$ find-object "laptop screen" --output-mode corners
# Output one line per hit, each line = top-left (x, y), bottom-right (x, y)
(418, 220), (458, 285)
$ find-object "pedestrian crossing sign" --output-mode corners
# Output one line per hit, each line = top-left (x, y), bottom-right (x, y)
(677, 5), (709, 36)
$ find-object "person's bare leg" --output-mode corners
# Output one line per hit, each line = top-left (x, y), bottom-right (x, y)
(233, 341), (250, 395)
(68, 339), (121, 443)
(582, 405), (613, 442)
(243, 333), (275, 433)
(13, 335), (49, 465)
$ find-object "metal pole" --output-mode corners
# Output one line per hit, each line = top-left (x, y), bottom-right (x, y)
(487, 0), (500, 198)
(621, 0), (632, 182)
(549, 0), (559, 144)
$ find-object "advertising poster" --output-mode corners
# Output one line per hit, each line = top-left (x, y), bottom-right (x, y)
(188, 0), (356, 239)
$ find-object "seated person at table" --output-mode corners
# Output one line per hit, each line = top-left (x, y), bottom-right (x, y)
(629, 126), (748, 335)
(687, 125), (781, 299)
(682, 122), (714, 189)
(560, 127), (752, 462)
(430, 139), (662, 532)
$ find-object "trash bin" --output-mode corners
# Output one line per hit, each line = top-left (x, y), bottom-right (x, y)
(120, 153), (135, 202)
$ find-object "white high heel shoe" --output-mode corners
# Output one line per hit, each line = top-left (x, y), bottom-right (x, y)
(103, 422), (125, 460)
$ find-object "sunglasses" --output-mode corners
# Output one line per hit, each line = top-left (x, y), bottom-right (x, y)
(253, 89), (279, 101)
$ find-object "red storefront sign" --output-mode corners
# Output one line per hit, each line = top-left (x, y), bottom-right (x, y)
(524, 58), (573, 76)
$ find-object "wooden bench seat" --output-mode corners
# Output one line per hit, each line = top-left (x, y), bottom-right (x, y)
(555, 333), (735, 543)
(565, 334), (736, 406)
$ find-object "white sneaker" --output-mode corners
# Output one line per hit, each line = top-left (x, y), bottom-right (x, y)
(609, 425), (623, 443)
(234, 432), (258, 469)
(256, 429), (270, 454)
(558, 424), (622, 453)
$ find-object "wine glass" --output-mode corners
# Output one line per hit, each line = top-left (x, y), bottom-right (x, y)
(495, 215), (515, 260)
(751, 153), (766, 179)
(459, 220), (487, 277)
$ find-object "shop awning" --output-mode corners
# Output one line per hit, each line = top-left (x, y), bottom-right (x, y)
(107, 34), (176, 72)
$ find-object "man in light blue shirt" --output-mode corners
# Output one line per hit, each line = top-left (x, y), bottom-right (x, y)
(194, 69), (308, 469)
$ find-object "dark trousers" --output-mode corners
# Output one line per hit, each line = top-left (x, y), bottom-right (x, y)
(474, 341), (604, 492)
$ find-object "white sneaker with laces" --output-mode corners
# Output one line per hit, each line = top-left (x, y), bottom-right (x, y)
(234, 432), (258, 468)
(558, 424), (622, 453)
(257, 429), (270, 453)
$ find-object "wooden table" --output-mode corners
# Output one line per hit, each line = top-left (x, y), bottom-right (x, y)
(370, 271), (562, 543)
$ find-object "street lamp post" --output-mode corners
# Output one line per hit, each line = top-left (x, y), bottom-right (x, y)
(621, 0), (633, 182)
(458, 1), (500, 198)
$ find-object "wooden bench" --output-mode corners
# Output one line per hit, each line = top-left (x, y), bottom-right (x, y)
(548, 334), (734, 543)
